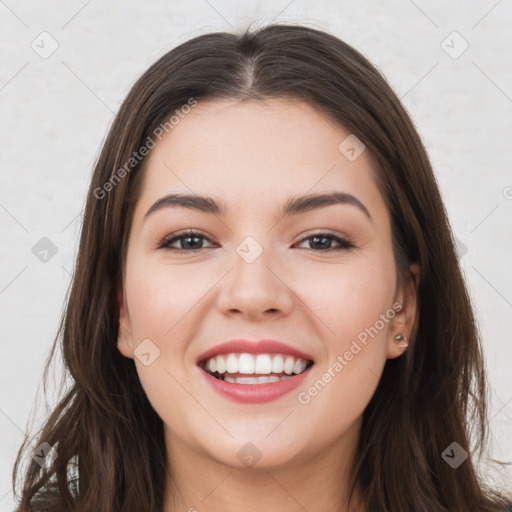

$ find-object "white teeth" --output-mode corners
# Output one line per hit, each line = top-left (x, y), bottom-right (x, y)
(216, 355), (226, 373)
(238, 353), (255, 374)
(255, 354), (272, 374)
(236, 377), (259, 384)
(224, 374), (293, 385)
(284, 356), (295, 375)
(226, 354), (238, 373)
(293, 359), (307, 375)
(271, 355), (284, 373)
(202, 352), (311, 378)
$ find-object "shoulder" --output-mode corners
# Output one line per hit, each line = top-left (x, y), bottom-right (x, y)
(31, 455), (80, 509)
(66, 454), (79, 499)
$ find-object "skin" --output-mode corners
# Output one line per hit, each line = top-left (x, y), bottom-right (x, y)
(117, 98), (419, 512)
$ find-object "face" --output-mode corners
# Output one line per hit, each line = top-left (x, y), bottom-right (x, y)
(117, 98), (419, 473)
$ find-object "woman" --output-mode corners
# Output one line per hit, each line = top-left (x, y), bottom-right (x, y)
(12, 23), (512, 512)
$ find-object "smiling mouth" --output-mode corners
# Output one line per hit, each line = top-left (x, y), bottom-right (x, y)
(199, 352), (314, 384)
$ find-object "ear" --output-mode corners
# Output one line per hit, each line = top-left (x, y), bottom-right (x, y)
(117, 287), (134, 359)
(386, 263), (420, 359)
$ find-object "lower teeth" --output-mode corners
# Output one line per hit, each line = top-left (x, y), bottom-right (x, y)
(209, 374), (295, 384)
(223, 375), (294, 384)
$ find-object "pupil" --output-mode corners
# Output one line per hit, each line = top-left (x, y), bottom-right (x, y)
(182, 236), (202, 250)
(311, 236), (330, 250)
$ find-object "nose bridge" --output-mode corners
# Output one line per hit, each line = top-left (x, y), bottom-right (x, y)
(216, 232), (293, 317)
(231, 233), (277, 292)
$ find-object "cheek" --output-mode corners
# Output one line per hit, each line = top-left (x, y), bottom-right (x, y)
(123, 256), (206, 424)
(124, 254), (209, 342)
(297, 254), (396, 413)
(295, 252), (396, 342)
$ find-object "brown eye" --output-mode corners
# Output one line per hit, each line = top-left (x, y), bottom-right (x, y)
(158, 230), (354, 253)
(295, 231), (354, 252)
(159, 230), (215, 252)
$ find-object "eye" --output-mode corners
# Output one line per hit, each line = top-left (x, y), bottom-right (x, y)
(158, 230), (216, 253)
(158, 229), (354, 253)
(294, 231), (354, 252)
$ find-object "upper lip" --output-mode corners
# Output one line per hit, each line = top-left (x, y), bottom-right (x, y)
(196, 339), (315, 364)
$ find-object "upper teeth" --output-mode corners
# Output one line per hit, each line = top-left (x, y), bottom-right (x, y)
(203, 353), (309, 375)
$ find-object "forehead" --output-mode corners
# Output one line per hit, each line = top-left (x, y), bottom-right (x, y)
(134, 98), (387, 222)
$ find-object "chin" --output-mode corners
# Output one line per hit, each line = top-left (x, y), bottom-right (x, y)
(198, 433), (309, 472)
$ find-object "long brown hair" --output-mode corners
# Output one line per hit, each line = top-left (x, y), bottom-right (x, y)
(12, 23), (511, 512)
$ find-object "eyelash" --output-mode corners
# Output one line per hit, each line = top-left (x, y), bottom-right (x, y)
(157, 229), (354, 253)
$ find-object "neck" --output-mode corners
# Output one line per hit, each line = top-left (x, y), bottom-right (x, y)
(163, 418), (365, 512)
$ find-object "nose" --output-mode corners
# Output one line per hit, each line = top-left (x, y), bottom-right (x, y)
(215, 239), (294, 321)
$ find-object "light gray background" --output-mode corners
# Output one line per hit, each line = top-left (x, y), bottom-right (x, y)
(1, 1), (511, 509)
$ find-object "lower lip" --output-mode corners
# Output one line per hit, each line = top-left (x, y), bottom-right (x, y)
(200, 366), (312, 404)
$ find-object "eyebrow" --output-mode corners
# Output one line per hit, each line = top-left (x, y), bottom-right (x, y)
(144, 191), (372, 221)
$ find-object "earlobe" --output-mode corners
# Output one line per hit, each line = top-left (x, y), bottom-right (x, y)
(117, 287), (134, 359)
(387, 333), (409, 359)
(386, 263), (420, 359)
